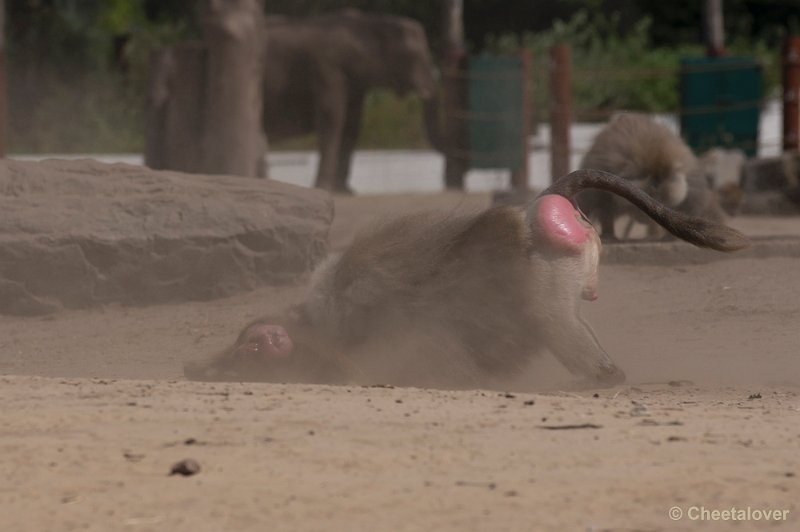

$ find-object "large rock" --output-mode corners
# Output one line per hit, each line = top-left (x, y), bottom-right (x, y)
(0, 159), (333, 315)
(741, 151), (800, 192)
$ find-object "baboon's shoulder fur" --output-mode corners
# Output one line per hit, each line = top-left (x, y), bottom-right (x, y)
(307, 206), (542, 373)
(333, 207), (527, 292)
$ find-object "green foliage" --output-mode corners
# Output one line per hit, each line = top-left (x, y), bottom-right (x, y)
(5, 2), (790, 152)
(358, 92), (429, 149)
(271, 91), (428, 151)
(7, 0), (189, 154)
(9, 71), (144, 154)
(485, 9), (780, 120)
(98, 0), (147, 35)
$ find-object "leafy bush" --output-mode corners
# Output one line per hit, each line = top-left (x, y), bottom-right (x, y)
(8, 0), (186, 154)
(486, 9), (780, 121)
(9, 71), (144, 154)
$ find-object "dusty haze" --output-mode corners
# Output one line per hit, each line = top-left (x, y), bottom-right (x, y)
(1, 190), (798, 530)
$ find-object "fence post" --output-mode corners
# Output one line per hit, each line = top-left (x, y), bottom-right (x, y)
(783, 36), (800, 152)
(0, 0), (6, 157)
(146, 0), (267, 177)
(549, 44), (571, 183)
(510, 50), (531, 190)
(441, 0), (468, 189)
(200, 0), (267, 177)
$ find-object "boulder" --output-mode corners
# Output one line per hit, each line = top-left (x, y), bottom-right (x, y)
(0, 159), (333, 315)
(739, 188), (800, 215)
(741, 151), (800, 192)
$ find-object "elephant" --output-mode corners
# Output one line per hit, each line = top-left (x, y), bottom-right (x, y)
(263, 9), (441, 193)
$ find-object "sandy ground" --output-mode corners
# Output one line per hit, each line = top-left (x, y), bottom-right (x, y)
(1, 192), (799, 531)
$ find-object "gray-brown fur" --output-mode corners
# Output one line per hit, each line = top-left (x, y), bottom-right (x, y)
(578, 114), (697, 239)
(186, 170), (749, 388)
(187, 208), (549, 388)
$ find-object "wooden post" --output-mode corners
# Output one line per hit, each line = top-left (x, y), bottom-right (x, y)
(201, 0), (267, 177)
(442, 0), (464, 51)
(783, 36), (800, 152)
(704, 0), (726, 57)
(549, 44), (571, 183)
(146, 0), (267, 177)
(510, 49), (531, 190)
(0, 0), (7, 157)
(441, 0), (468, 190)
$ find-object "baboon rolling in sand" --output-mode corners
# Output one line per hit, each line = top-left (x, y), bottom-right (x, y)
(579, 113), (727, 241)
(185, 170), (749, 389)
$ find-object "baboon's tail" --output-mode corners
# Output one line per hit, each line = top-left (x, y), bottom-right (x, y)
(542, 169), (750, 252)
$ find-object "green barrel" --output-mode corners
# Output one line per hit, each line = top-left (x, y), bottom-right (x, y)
(467, 55), (525, 170)
(679, 56), (762, 157)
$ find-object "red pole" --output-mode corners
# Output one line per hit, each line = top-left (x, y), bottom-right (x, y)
(782, 36), (800, 152)
(549, 44), (571, 183)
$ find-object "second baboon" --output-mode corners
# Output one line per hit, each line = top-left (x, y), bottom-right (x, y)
(579, 113), (726, 240)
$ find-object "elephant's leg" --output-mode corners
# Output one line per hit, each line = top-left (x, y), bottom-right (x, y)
(334, 92), (365, 194)
(313, 77), (347, 191)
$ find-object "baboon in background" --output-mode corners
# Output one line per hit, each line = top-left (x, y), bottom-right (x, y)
(184, 170), (749, 390)
(578, 113), (728, 241)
